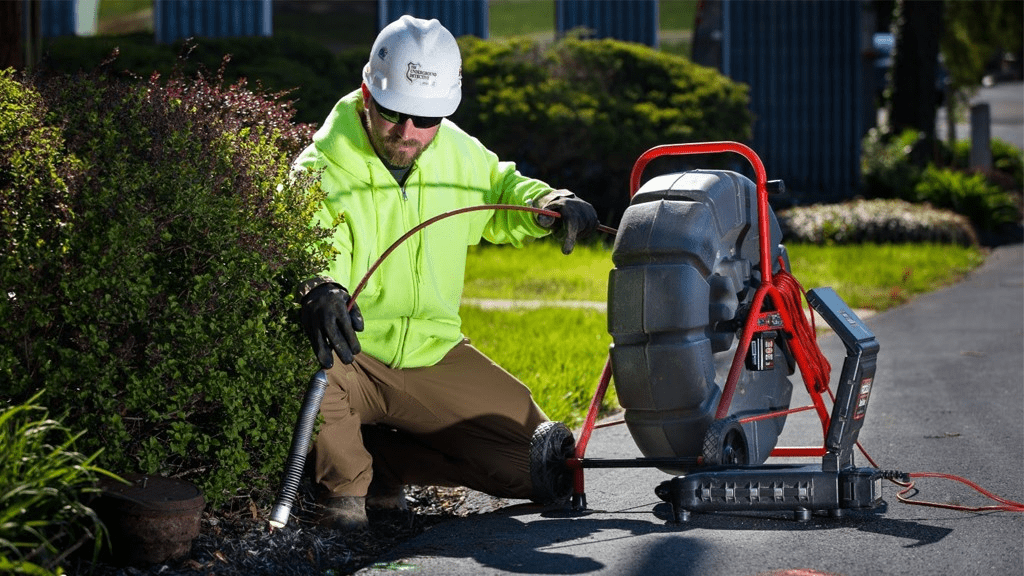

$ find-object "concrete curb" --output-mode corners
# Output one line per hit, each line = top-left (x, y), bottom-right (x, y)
(461, 297), (877, 328)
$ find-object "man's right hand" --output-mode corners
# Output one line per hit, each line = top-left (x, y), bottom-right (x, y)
(300, 283), (364, 368)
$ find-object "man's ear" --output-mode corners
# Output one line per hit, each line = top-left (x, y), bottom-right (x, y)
(360, 83), (371, 108)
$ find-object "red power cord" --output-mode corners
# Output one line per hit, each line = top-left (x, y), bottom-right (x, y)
(772, 263), (832, 391)
(854, 443), (1024, 513)
(892, 473), (1024, 513)
(344, 202), (1024, 516)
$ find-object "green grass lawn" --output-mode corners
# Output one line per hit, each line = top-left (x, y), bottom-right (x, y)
(489, 0), (697, 56)
(461, 305), (613, 427)
(489, 0), (555, 39)
(461, 239), (984, 426)
(785, 243), (985, 310)
(464, 239), (613, 301)
(98, 0), (151, 20)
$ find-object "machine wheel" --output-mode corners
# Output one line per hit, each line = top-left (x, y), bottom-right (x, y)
(529, 421), (576, 504)
(701, 416), (749, 466)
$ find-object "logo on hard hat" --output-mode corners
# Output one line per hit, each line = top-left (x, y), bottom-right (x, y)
(406, 62), (438, 86)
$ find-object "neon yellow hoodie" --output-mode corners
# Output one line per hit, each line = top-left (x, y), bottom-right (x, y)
(293, 90), (561, 368)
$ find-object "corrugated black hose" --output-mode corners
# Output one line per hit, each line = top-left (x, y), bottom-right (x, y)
(268, 369), (329, 529)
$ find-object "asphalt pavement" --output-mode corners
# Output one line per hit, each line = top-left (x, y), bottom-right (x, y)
(358, 242), (1023, 576)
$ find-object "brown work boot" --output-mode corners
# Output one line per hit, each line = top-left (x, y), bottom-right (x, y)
(366, 485), (412, 528)
(319, 496), (368, 531)
(366, 486), (408, 511)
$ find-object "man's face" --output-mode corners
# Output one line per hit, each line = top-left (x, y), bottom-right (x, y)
(361, 86), (441, 169)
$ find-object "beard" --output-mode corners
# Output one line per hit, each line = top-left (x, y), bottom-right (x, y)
(363, 112), (430, 169)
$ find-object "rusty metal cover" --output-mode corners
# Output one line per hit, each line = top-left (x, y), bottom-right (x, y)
(99, 473), (205, 514)
(96, 473), (205, 565)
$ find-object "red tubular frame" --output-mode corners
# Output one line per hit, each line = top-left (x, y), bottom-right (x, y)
(631, 142), (831, 441)
(569, 142), (835, 502)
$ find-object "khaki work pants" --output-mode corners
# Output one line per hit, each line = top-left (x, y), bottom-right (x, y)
(313, 338), (548, 500)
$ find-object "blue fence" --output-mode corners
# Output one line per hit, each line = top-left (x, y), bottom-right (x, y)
(38, 0), (75, 38)
(555, 0), (658, 46)
(696, 0), (865, 202)
(154, 0), (272, 44)
(378, 0), (489, 39)
(34, 0), (863, 201)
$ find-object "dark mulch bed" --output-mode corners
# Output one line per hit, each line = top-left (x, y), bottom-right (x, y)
(66, 485), (512, 576)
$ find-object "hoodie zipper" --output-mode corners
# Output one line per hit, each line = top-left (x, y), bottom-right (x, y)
(392, 170), (420, 367)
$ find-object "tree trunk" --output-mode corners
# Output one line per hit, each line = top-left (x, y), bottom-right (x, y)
(0, 0), (23, 70)
(887, 0), (944, 166)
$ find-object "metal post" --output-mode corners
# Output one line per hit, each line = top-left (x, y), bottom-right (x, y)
(969, 103), (992, 171)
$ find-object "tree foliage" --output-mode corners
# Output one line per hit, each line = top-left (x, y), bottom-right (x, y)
(942, 0), (1023, 90)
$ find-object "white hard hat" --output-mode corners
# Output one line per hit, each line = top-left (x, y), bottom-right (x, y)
(363, 15), (462, 118)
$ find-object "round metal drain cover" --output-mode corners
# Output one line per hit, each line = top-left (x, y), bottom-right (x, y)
(96, 473), (205, 566)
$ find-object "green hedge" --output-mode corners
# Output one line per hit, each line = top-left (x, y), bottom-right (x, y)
(452, 35), (752, 224)
(1, 68), (328, 508)
(913, 165), (1020, 231)
(0, 69), (79, 399)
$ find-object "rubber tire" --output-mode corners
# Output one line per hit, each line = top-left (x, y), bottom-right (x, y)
(701, 416), (749, 467)
(529, 421), (576, 504)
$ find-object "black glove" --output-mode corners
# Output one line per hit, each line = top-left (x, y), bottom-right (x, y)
(300, 283), (364, 368)
(539, 194), (599, 255)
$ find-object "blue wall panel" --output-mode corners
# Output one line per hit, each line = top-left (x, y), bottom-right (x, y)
(555, 0), (659, 47)
(724, 0), (864, 202)
(154, 0), (272, 44)
(379, 0), (489, 39)
(39, 0), (75, 38)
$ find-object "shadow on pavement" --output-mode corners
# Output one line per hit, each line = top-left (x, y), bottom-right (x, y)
(388, 500), (954, 574)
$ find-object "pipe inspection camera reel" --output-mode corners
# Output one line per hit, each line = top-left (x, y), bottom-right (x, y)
(564, 142), (887, 523)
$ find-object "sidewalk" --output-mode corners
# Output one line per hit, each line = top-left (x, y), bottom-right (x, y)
(462, 297), (877, 330)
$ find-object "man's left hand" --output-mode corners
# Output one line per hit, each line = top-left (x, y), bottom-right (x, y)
(540, 193), (599, 255)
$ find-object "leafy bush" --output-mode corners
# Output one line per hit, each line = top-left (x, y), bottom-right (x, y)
(944, 137), (1024, 190)
(2, 66), (328, 509)
(861, 127), (925, 199)
(0, 70), (80, 395)
(991, 139), (1024, 190)
(452, 35), (752, 226)
(39, 32), (365, 125)
(862, 128), (1022, 240)
(0, 394), (113, 576)
(778, 199), (978, 245)
(913, 165), (1021, 232)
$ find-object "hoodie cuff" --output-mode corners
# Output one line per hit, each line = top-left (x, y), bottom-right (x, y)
(294, 275), (339, 303)
(531, 189), (576, 228)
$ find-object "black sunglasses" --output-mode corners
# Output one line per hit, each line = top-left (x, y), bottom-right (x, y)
(374, 99), (443, 129)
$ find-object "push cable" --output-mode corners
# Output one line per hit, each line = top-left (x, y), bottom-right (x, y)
(348, 204), (617, 306)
